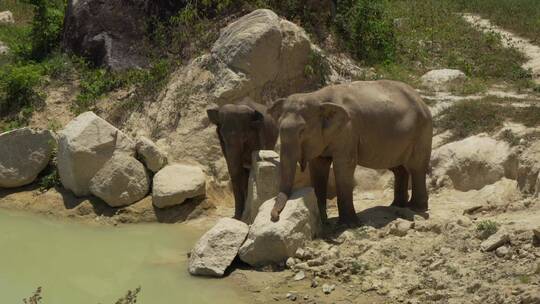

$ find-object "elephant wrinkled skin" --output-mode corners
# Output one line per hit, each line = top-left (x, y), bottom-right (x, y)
(269, 80), (433, 225)
(207, 101), (278, 220)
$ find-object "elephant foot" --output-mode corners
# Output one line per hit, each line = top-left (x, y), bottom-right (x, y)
(337, 215), (359, 228)
(390, 199), (407, 208)
(409, 201), (428, 213)
(232, 214), (242, 220)
(271, 192), (288, 222)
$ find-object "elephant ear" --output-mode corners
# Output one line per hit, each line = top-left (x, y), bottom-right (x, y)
(321, 102), (350, 139)
(268, 98), (286, 121)
(207, 107), (220, 125)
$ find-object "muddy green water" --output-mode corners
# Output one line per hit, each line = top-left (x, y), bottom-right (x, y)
(0, 210), (247, 304)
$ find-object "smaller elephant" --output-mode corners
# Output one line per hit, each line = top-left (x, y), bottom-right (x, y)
(207, 101), (278, 219)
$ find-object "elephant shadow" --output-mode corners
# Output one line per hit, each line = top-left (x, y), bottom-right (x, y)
(323, 205), (429, 237)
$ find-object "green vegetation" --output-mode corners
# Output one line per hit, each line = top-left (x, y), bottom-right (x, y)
(22, 287), (141, 304)
(456, 0), (540, 43)
(380, 0), (531, 91)
(436, 97), (540, 141)
(476, 220), (499, 240)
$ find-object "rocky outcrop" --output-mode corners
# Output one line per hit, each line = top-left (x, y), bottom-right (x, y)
(0, 128), (55, 188)
(420, 69), (466, 91)
(188, 218), (249, 277)
(239, 188), (322, 266)
(135, 136), (168, 173)
(152, 164), (206, 208)
(0, 11), (14, 24)
(57, 111), (135, 196)
(123, 9), (323, 174)
(430, 134), (517, 191)
(62, 0), (183, 70)
(89, 154), (150, 207)
(517, 141), (540, 196)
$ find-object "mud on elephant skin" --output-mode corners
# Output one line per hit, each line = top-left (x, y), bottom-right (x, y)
(207, 100), (278, 220)
(269, 80), (433, 225)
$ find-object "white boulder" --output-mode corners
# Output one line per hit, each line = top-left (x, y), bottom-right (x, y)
(89, 154), (150, 207)
(239, 187), (322, 266)
(135, 136), (167, 173)
(480, 230), (510, 252)
(0, 128), (55, 188)
(188, 218), (249, 277)
(152, 164), (206, 208)
(517, 141), (540, 196)
(57, 112), (135, 196)
(420, 69), (467, 91)
(0, 11), (14, 24)
(242, 150), (280, 223)
(430, 134), (517, 191)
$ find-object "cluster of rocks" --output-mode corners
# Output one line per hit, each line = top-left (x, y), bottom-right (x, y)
(0, 111), (207, 210)
(189, 187), (321, 277)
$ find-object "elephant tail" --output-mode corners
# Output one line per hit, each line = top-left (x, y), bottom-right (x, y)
(271, 192), (288, 222)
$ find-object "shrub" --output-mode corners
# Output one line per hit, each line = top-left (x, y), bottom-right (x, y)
(476, 220), (499, 240)
(334, 0), (396, 64)
(22, 0), (65, 60)
(0, 63), (44, 115)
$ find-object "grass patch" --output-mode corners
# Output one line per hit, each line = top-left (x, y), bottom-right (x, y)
(476, 220), (499, 240)
(435, 97), (540, 141)
(379, 0), (530, 90)
(456, 0), (540, 43)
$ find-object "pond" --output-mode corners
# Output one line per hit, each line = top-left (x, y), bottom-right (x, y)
(0, 210), (247, 304)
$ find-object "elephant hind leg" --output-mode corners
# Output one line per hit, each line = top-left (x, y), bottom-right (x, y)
(390, 165), (409, 208)
(408, 167), (429, 212)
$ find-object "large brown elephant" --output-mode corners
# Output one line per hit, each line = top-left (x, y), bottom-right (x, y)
(269, 80), (433, 225)
(207, 101), (278, 219)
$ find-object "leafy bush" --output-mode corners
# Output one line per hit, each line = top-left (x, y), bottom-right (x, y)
(476, 220), (499, 240)
(0, 63), (44, 114)
(334, 0), (396, 63)
(22, 0), (65, 60)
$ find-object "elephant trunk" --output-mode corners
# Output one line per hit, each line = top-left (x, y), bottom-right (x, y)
(271, 142), (299, 222)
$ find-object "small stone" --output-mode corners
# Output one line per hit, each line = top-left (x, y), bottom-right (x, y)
(295, 248), (306, 259)
(533, 228), (540, 246)
(428, 259), (445, 270)
(389, 219), (413, 237)
(456, 216), (473, 227)
(322, 284), (335, 294)
(466, 282), (482, 294)
(480, 230), (510, 252)
(294, 271), (305, 281)
(286, 257), (296, 268)
(286, 293), (297, 301)
(311, 279), (319, 288)
(495, 246), (510, 258)
(440, 247), (451, 255)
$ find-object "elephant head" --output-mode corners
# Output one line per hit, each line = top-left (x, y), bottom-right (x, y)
(268, 96), (350, 221)
(207, 104), (266, 219)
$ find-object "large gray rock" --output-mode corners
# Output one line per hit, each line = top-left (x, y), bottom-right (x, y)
(430, 134), (517, 191)
(480, 230), (510, 252)
(0, 11), (14, 24)
(62, 0), (183, 70)
(188, 218), (249, 277)
(517, 141), (540, 196)
(89, 154), (150, 207)
(135, 136), (168, 173)
(239, 188), (322, 266)
(57, 112), (135, 196)
(420, 69), (466, 91)
(152, 164), (206, 208)
(0, 128), (56, 188)
(0, 41), (9, 55)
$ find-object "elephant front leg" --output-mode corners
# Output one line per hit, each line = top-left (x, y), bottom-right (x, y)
(231, 168), (249, 220)
(333, 157), (358, 226)
(309, 157), (332, 223)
